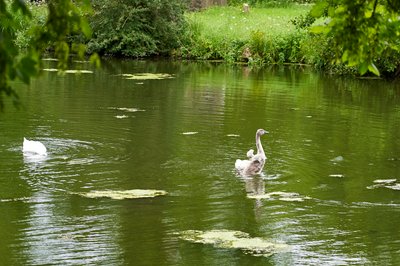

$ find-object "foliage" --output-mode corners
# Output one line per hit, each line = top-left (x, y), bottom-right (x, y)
(310, 0), (400, 76)
(291, 13), (316, 29)
(87, 0), (187, 57)
(0, 0), (97, 110)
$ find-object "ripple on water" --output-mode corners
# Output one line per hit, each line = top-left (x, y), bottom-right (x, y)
(18, 207), (123, 265)
(19, 137), (123, 192)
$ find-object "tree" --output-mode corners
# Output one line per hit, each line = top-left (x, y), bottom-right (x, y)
(311, 0), (400, 76)
(0, 0), (97, 110)
(86, 0), (187, 57)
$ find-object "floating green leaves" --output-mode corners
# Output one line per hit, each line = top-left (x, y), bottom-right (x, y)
(119, 73), (174, 80)
(43, 68), (93, 74)
(75, 189), (167, 200)
(247, 191), (311, 202)
(367, 179), (400, 190)
(179, 230), (290, 257)
(329, 174), (344, 178)
(181, 132), (198, 135)
(108, 107), (145, 112)
(115, 115), (129, 119)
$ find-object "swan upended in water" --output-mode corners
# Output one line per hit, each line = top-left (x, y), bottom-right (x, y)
(23, 138), (47, 155)
(235, 129), (268, 176)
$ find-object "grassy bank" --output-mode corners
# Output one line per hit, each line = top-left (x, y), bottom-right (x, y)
(177, 5), (354, 73)
(179, 5), (400, 77)
(178, 5), (312, 64)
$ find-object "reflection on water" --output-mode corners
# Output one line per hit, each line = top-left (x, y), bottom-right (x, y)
(0, 61), (400, 265)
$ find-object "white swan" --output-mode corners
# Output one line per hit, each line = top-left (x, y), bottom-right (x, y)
(23, 138), (47, 155)
(235, 129), (268, 176)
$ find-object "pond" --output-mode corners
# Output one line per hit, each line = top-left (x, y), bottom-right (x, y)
(1, 60), (400, 265)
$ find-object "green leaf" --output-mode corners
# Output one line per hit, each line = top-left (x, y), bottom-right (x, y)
(368, 62), (380, 76)
(310, 1), (328, 18)
(341, 50), (348, 62)
(327, 6), (336, 17)
(359, 62), (369, 75)
(80, 19), (92, 38)
(310, 25), (327, 34)
(89, 53), (101, 68)
(16, 56), (38, 84)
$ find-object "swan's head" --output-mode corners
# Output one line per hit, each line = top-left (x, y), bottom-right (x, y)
(256, 129), (269, 136)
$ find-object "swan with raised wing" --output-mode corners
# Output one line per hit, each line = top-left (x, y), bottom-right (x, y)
(235, 129), (268, 176)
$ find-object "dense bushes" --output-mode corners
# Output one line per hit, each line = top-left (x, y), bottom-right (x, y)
(86, 0), (187, 57)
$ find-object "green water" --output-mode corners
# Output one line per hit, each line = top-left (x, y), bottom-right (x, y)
(1, 60), (400, 265)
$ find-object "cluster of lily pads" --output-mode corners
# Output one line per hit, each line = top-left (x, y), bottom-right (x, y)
(68, 186), (295, 257)
(42, 68), (93, 74)
(178, 230), (290, 257)
(118, 73), (174, 80)
(73, 189), (167, 200)
(42, 65), (174, 81)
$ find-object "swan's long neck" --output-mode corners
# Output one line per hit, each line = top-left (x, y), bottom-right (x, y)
(255, 133), (265, 155)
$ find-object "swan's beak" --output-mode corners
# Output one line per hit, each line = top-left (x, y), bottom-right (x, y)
(263, 130), (269, 134)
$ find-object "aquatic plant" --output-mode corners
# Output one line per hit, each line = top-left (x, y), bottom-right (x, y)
(118, 73), (174, 80)
(74, 189), (168, 200)
(247, 191), (311, 202)
(181, 132), (198, 135)
(42, 69), (93, 74)
(179, 229), (290, 257)
(367, 179), (400, 191)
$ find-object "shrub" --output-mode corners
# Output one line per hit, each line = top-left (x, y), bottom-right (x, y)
(87, 0), (187, 57)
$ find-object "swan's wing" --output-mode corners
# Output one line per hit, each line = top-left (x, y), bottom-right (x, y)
(235, 159), (250, 171)
(246, 149), (255, 159)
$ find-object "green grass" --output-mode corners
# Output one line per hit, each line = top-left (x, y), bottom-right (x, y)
(185, 5), (311, 41)
(179, 5), (313, 65)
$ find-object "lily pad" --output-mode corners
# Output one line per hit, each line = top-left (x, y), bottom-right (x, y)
(75, 189), (167, 200)
(386, 184), (400, 190)
(373, 179), (397, 184)
(367, 179), (400, 190)
(119, 73), (174, 80)
(179, 230), (290, 257)
(329, 174), (344, 178)
(43, 68), (93, 74)
(115, 115), (129, 119)
(331, 156), (344, 162)
(42, 58), (59, 61)
(108, 107), (145, 112)
(247, 191), (311, 202)
(182, 132), (198, 135)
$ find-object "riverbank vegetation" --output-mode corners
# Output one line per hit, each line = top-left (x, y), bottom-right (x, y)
(3, 0), (400, 107)
(178, 4), (400, 77)
(178, 5), (312, 65)
(13, 0), (400, 78)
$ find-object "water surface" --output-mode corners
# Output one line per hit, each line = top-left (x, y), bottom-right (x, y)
(1, 60), (400, 265)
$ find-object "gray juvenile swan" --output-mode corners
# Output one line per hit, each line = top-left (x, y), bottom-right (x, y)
(235, 129), (268, 176)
